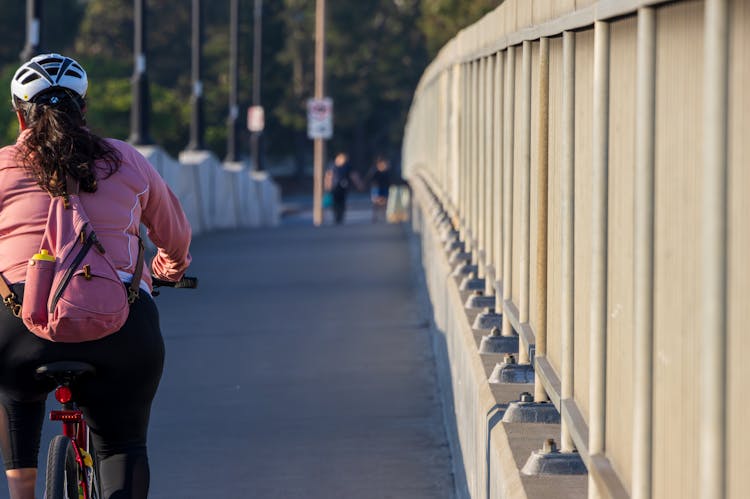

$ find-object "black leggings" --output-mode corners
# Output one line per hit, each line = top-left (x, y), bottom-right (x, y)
(0, 286), (164, 499)
(332, 187), (348, 224)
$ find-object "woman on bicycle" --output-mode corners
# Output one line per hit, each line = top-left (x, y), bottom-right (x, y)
(0, 54), (192, 498)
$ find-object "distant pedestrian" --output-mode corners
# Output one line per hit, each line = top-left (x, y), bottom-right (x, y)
(365, 157), (392, 222)
(324, 152), (363, 224)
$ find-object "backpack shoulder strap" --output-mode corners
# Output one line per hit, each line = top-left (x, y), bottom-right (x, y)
(127, 237), (145, 304)
(63, 173), (144, 304)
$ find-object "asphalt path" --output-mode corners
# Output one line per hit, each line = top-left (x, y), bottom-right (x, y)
(3, 201), (455, 498)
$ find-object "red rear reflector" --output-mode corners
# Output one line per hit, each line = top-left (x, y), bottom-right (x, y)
(55, 386), (73, 404)
(49, 410), (81, 422)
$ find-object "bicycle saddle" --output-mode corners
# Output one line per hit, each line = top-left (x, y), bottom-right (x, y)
(36, 361), (96, 384)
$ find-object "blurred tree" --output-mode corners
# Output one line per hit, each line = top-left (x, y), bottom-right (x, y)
(0, 0), (498, 173)
(275, 0), (315, 175)
(327, 0), (428, 172)
(419, 0), (502, 58)
(0, 0), (87, 145)
(0, 1), (25, 68)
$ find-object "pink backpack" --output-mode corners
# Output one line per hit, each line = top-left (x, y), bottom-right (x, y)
(0, 175), (144, 342)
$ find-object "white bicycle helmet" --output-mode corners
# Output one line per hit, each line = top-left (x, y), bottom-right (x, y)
(11, 53), (88, 106)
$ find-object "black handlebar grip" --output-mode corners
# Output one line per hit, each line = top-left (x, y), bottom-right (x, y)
(173, 276), (198, 289)
(152, 276), (199, 289)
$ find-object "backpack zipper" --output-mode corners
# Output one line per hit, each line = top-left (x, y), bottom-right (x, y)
(49, 231), (95, 313)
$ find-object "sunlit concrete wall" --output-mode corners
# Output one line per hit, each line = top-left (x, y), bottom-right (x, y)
(404, 1), (747, 498)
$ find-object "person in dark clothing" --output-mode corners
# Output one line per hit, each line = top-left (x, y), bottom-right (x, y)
(324, 152), (363, 224)
(365, 157), (392, 222)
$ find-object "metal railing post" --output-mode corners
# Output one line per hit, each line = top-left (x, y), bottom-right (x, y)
(633, 8), (656, 499)
(187, 0), (205, 151)
(20, 0), (42, 61)
(471, 60), (480, 263)
(518, 40), (532, 364)
(501, 46), (516, 338)
(494, 52), (504, 297)
(460, 63), (468, 241)
(700, 0), (729, 497)
(477, 57), (486, 274)
(225, 0), (240, 162)
(589, 20), (611, 499)
(451, 64), (461, 211)
(534, 37), (551, 403)
(484, 56), (494, 282)
(560, 30), (576, 453)
(129, 0), (153, 145)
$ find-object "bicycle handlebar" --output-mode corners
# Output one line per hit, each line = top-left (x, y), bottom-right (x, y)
(152, 276), (199, 289)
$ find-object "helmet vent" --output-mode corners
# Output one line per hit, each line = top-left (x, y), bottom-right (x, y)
(37, 57), (62, 66)
(21, 74), (41, 85)
(64, 70), (80, 77)
(47, 67), (60, 76)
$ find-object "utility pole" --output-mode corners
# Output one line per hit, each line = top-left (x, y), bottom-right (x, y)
(187, 0), (205, 151)
(129, 0), (153, 145)
(312, 0), (326, 226)
(20, 0), (42, 61)
(250, 0), (263, 170)
(225, 0), (240, 163)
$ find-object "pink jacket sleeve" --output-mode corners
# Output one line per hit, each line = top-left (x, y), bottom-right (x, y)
(137, 158), (192, 281)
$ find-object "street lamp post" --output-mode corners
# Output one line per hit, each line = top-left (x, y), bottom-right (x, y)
(312, 0), (326, 226)
(20, 0), (42, 61)
(225, 0), (240, 163)
(129, 0), (153, 145)
(250, 0), (263, 171)
(187, 0), (205, 151)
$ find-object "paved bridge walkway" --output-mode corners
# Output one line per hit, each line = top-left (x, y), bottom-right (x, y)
(144, 200), (453, 497)
(0, 198), (455, 498)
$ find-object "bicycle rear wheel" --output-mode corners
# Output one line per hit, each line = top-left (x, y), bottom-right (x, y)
(45, 435), (79, 499)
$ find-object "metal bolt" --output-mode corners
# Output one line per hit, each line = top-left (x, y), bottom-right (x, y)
(542, 438), (558, 454)
(503, 353), (516, 364)
(474, 289), (483, 296)
(520, 392), (533, 403)
(490, 327), (501, 337)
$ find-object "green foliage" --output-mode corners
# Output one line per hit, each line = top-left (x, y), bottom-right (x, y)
(0, 0), (498, 169)
(419, 0), (503, 58)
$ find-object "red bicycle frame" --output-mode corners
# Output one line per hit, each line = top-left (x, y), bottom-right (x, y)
(51, 385), (96, 499)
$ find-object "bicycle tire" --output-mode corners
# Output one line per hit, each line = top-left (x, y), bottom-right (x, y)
(45, 435), (79, 499)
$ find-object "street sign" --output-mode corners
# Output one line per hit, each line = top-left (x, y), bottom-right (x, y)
(247, 105), (265, 132)
(307, 97), (333, 139)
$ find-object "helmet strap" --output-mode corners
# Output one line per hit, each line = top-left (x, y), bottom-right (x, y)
(15, 110), (27, 131)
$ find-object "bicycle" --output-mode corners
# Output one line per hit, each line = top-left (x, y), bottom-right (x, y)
(36, 275), (198, 499)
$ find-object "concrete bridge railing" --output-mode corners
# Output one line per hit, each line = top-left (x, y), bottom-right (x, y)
(403, 1), (747, 498)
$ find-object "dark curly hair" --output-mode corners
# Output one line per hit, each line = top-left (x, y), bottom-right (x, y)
(13, 88), (121, 195)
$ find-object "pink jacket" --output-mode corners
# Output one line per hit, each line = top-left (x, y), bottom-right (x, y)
(0, 131), (192, 291)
